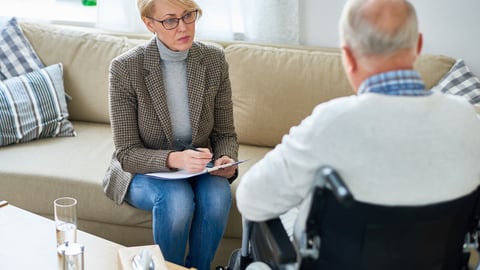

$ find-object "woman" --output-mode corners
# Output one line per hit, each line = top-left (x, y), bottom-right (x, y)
(102, 0), (239, 269)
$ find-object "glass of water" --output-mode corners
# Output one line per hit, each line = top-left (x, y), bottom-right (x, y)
(54, 197), (77, 252)
(61, 242), (84, 270)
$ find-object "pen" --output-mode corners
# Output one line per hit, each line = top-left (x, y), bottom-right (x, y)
(176, 139), (214, 166)
(176, 139), (199, 152)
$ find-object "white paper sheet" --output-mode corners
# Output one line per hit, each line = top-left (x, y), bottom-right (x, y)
(146, 160), (248, 180)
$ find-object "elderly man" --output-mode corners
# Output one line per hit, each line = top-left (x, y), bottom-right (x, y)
(236, 0), (480, 249)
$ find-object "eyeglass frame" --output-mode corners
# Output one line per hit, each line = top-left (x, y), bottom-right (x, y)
(146, 9), (198, 30)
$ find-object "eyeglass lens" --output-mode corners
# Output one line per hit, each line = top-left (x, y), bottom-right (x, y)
(162, 10), (197, 30)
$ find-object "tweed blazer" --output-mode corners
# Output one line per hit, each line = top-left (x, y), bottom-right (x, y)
(103, 37), (238, 204)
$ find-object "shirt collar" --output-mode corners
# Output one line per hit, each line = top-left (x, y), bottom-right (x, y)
(358, 70), (431, 96)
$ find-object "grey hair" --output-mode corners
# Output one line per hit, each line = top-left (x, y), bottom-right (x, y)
(339, 0), (418, 57)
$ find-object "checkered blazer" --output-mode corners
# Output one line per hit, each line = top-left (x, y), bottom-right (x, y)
(103, 37), (238, 204)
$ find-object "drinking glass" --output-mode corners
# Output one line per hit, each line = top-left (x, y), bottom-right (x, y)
(61, 242), (84, 270)
(54, 197), (77, 251)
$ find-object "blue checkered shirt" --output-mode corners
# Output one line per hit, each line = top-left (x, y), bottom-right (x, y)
(358, 70), (431, 96)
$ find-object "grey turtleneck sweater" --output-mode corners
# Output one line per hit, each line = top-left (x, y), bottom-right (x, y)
(156, 37), (192, 146)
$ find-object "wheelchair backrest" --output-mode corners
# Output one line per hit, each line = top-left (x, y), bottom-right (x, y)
(301, 184), (480, 270)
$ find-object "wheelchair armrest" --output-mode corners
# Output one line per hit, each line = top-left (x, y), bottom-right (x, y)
(318, 166), (354, 206)
(250, 217), (297, 267)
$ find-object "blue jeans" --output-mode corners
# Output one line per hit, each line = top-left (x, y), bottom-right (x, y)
(125, 173), (232, 270)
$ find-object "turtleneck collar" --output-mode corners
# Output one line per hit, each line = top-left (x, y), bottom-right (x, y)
(155, 36), (189, 62)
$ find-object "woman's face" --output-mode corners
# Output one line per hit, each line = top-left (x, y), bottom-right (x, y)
(143, 0), (196, 51)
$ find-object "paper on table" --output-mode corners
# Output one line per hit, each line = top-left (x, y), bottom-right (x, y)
(146, 160), (248, 180)
(118, 245), (168, 270)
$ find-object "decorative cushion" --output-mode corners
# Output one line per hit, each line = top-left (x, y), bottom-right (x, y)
(0, 63), (76, 147)
(433, 59), (480, 105)
(0, 17), (44, 80)
(20, 21), (135, 123)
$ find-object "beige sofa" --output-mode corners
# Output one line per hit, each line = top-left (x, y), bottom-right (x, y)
(0, 21), (456, 267)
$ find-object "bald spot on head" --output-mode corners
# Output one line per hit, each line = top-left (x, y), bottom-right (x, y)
(361, 0), (410, 38)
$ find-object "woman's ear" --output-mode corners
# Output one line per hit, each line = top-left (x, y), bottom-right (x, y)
(142, 17), (155, 33)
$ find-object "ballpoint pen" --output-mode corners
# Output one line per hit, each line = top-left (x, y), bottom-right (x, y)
(176, 139), (214, 166)
(176, 139), (199, 152)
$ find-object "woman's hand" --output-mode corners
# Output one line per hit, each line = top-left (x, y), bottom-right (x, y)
(167, 148), (212, 173)
(182, 148), (212, 173)
(210, 155), (237, 179)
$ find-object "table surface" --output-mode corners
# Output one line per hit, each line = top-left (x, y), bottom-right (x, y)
(0, 203), (192, 270)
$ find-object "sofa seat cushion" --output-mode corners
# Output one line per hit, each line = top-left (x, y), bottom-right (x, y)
(0, 121), (152, 231)
(0, 119), (270, 240)
(225, 144), (273, 237)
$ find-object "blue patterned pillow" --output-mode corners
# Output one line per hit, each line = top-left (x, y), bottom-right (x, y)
(0, 63), (76, 146)
(433, 59), (480, 105)
(0, 17), (44, 80)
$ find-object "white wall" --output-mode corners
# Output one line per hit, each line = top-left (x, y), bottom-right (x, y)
(300, 0), (480, 77)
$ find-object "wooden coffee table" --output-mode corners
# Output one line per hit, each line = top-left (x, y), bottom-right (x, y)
(0, 204), (192, 270)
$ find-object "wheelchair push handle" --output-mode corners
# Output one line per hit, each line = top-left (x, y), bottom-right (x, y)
(318, 166), (354, 206)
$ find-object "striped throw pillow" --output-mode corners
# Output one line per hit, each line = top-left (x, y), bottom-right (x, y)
(0, 63), (75, 146)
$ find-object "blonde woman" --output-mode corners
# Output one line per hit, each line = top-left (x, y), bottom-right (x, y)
(103, 0), (239, 269)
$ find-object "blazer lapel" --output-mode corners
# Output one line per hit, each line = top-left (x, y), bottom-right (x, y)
(143, 37), (174, 144)
(186, 43), (206, 142)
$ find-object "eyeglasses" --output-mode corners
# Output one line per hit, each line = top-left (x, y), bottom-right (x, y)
(147, 10), (198, 30)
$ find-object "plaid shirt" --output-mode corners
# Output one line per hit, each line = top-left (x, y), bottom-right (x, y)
(358, 70), (431, 96)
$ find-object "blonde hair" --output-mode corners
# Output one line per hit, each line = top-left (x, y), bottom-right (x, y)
(137, 0), (202, 18)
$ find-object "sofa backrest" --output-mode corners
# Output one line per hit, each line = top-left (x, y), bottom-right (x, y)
(225, 44), (352, 147)
(225, 44), (456, 147)
(20, 22), (456, 147)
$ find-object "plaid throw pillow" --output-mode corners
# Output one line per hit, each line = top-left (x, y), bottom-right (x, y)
(0, 17), (44, 80)
(433, 59), (480, 105)
(0, 63), (76, 147)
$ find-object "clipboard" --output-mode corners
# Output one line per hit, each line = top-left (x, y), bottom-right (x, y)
(146, 160), (248, 180)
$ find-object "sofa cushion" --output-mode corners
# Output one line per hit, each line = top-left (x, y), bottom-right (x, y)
(0, 121), (153, 243)
(432, 59), (480, 105)
(19, 22), (143, 124)
(413, 54), (457, 89)
(225, 44), (352, 148)
(226, 44), (456, 148)
(0, 63), (75, 146)
(0, 17), (44, 80)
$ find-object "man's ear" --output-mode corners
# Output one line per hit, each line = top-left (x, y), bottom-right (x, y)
(416, 33), (423, 55)
(342, 46), (357, 73)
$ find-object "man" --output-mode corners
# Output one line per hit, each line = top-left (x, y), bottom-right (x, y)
(236, 0), (480, 240)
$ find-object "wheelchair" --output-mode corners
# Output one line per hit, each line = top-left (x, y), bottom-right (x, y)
(218, 166), (480, 270)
